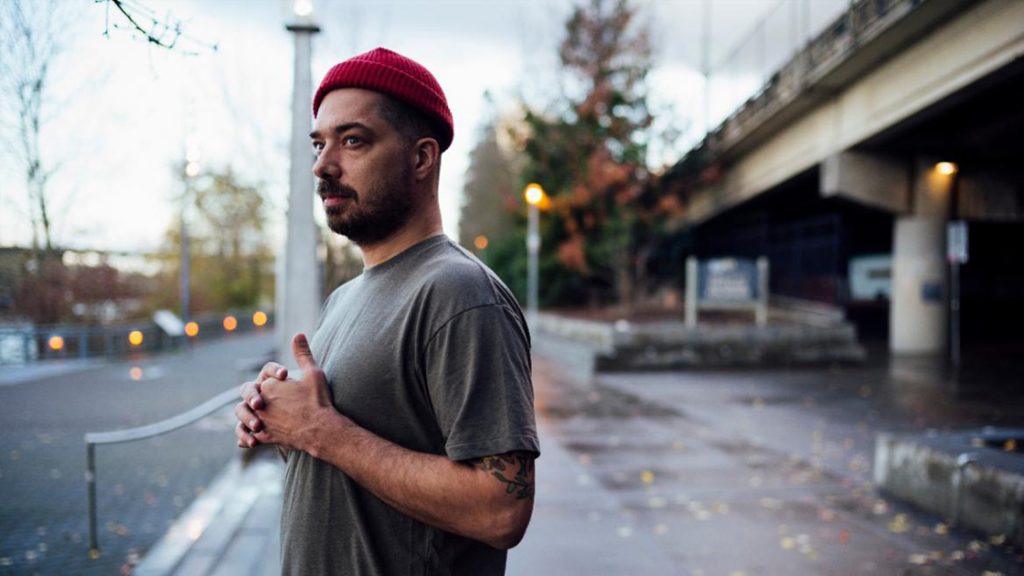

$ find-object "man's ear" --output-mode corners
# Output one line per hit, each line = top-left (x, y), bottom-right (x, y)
(412, 137), (440, 182)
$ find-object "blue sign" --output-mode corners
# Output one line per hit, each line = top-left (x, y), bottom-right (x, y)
(699, 258), (759, 301)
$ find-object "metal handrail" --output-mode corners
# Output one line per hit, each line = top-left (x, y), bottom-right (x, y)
(83, 386), (240, 555)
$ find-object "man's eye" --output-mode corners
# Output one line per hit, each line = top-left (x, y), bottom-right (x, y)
(312, 142), (324, 153)
(343, 136), (362, 146)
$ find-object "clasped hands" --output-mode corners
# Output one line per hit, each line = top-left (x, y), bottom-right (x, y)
(235, 333), (333, 453)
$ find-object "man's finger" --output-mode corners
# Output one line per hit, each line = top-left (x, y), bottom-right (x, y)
(234, 401), (263, 433)
(258, 362), (288, 383)
(291, 333), (319, 372)
(240, 381), (265, 410)
(252, 429), (272, 444)
(235, 422), (258, 448)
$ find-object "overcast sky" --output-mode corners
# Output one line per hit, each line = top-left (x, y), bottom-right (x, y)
(0, 0), (847, 256)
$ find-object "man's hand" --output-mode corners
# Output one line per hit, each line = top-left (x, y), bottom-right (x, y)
(234, 334), (536, 549)
(234, 361), (288, 449)
(248, 333), (335, 453)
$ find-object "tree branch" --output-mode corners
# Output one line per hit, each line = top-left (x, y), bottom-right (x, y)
(102, 0), (217, 55)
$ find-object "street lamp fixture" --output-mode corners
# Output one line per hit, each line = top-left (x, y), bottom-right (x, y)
(293, 0), (314, 18)
(936, 161), (957, 176)
(524, 183), (544, 206)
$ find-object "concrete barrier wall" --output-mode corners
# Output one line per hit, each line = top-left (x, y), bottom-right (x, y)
(875, 432), (1024, 546)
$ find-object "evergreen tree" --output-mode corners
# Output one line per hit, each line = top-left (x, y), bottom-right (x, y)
(458, 112), (521, 255)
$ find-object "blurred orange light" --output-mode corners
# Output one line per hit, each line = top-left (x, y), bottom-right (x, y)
(252, 311), (267, 327)
(184, 322), (199, 337)
(223, 316), (238, 332)
(935, 161), (957, 176)
(128, 330), (144, 347)
(129, 367), (143, 381)
(48, 335), (64, 351)
(524, 183), (545, 206)
(474, 235), (489, 251)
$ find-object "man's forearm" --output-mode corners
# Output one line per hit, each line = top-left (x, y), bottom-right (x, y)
(305, 408), (533, 550)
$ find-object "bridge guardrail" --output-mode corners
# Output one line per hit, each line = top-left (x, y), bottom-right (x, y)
(0, 309), (273, 365)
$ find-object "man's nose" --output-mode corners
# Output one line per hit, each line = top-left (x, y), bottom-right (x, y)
(312, 149), (340, 180)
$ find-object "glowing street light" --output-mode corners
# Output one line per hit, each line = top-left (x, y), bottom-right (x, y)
(252, 311), (268, 327)
(524, 183), (544, 206)
(48, 335), (64, 351)
(524, 183), (547, 325)
(474, 235), (489, 251)
(128, 330), (144, 347)
(293, 0), (314, 18)
(936, 161), (958, 176)
(223, 316), (238, 332)
(184, 322), (199, 337)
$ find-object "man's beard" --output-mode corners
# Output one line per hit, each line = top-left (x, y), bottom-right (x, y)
(318, 168), (416, 246)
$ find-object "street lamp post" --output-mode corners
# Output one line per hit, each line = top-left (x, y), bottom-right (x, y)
(524, 183), (545, 325)
(180, 141), (200, 326)
(277, 1), (321, 356)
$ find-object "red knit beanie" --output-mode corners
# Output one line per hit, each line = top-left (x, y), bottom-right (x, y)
(313, 47), (454, 151)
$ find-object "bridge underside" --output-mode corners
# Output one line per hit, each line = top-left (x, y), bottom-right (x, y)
(660, 0), (1024, 359)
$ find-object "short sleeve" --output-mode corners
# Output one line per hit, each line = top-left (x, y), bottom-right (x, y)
(424, 304), (540, 462)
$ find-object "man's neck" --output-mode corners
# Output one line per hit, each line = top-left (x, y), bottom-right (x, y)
(358, 215), (444, 269)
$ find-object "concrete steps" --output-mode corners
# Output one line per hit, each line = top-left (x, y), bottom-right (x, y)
(533, 307), (866, 371)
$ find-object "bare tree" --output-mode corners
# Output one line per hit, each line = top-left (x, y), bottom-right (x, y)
(0, 0), (77, 255)
(100, 0), (218, 54)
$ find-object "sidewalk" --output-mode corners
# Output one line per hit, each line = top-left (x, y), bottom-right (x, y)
(0, 357), (105, 387)
(133, 344), (1024, 575)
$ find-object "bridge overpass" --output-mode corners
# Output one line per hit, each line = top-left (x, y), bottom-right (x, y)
(662, 0), (1024, 355)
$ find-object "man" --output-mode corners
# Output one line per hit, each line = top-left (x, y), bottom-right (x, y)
(234, 47), (540, 575)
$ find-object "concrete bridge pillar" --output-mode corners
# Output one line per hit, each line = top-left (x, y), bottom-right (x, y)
(890, 159), (953, 354)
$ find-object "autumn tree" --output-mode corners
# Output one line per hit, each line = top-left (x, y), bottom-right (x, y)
(515, 0), (660, 308)
(150, 166), (274, 315)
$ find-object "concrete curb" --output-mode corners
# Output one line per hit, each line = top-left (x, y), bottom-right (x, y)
(874, 428), (1024, 547)
(134, 455), (281, 575)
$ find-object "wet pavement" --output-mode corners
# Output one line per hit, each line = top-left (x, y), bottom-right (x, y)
(0, 333), (274, 575)
(531, 333), (1024, 574)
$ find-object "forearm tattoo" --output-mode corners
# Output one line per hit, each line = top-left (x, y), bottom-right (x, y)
(473, 452), (535, 500)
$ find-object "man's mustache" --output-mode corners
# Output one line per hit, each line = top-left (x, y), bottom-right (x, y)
(317, 179), (358, 200)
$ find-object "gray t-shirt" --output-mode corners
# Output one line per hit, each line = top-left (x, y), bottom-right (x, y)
(280, 235), (540, 576)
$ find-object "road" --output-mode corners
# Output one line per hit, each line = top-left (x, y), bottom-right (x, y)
(0, 332), (274, 575)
